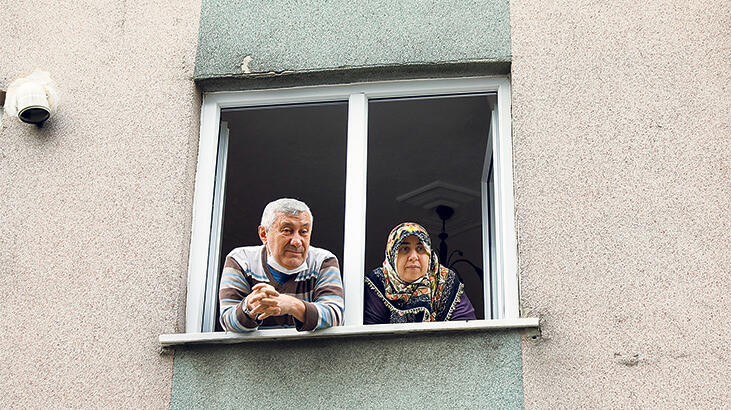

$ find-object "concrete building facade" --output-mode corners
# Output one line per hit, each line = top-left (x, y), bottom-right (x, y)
(1, 0), (728, 408)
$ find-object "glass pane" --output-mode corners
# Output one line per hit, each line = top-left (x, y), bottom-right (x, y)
(215, 102), (348, 331)
(366, 95), (492, 319)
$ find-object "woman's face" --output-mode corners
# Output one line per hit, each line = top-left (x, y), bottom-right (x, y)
(395, 235), (430, 282)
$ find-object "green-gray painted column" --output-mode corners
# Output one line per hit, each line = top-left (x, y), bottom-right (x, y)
(183, 3), (519, 408)
(194, 0), (511, 88)
(171, 330), (524, 408)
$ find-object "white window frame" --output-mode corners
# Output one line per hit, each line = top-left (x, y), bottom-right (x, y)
(184, 76), (520, 334)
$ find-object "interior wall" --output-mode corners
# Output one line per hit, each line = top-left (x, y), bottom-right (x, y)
(216, 96), (492, 320)
(365, 96), (492, 318)
(218, 103), (348, 274)
(511, 1), (730, 407)
(0, 0), (201, 407)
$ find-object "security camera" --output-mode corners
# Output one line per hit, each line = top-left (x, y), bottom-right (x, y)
(14, 81), (51, 124)
(4, 70), (59, 126)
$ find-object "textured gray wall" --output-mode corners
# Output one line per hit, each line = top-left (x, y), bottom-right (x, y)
(171, 331), (524, 409)
(195, 0), (510, 81)
(0, 0), (201, 407)
(3, 0), (728, 407)
(511, 0), (730, 407)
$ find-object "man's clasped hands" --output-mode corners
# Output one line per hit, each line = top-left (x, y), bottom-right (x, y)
(245, 283), (306, 322)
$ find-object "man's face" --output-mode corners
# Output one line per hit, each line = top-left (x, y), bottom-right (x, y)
(259, 211), (312, 270)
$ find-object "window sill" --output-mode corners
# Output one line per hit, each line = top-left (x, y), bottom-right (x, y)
(159, 317), (539, 347)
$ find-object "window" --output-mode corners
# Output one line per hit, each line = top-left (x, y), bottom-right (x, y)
(185, 77), (519, 333)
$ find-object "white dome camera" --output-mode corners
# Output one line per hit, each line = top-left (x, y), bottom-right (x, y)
(3, 70), (60, 126)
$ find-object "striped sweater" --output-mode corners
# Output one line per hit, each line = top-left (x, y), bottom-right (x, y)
(219, 245), (344, 332)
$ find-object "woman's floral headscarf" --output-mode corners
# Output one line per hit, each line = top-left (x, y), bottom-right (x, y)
(382, 222), (451, 321)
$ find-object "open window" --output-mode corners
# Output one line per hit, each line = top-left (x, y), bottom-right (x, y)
(185, 77), (519, 333)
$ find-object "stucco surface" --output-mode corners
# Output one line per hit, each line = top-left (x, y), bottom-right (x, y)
(194, 0), (510, 80)
(0, 0), (201, 407)
(511, 0), (730, 407)
(171, 330), (524, 409)
(4, 0), (729, 407)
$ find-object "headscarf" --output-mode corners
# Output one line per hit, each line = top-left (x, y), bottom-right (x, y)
(381, 222), (451, 321)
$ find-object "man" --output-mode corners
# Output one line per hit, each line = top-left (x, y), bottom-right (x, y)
(219, 198), (344, 331)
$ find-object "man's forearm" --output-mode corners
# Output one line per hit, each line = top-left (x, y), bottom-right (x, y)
(308, 258), (345, 329)
(220, 303), (259, 331)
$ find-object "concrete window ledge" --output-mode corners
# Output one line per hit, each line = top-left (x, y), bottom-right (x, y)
(159, 318), (540, 347)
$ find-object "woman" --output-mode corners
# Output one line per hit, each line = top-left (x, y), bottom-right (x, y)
(364, 222), (476, 324)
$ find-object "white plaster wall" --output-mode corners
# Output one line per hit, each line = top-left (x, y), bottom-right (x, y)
(0, 0), (200, 407)
(511, 0), (729, 407)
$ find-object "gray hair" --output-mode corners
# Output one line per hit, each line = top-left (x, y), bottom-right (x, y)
(260, 198), (313, 230)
